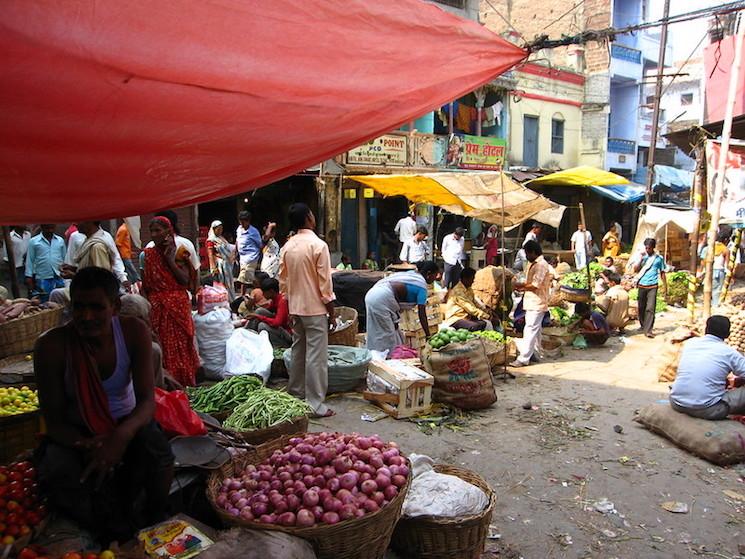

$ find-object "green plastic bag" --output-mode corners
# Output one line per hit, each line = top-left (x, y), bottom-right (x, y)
(572, 334), (588, 349)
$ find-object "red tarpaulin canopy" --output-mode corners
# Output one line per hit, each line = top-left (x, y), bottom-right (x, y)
(0, 0), (526, 223)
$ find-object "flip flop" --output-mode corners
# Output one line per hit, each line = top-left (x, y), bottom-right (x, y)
(312, 409), (336, 419)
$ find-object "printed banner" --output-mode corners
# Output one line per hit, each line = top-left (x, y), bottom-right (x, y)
(347, 134), (408, 166)
(446, 134), (506, 170)
(705, 140), (745, 221)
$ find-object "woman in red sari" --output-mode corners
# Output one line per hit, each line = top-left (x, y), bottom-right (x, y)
(143, 217), (200, 387)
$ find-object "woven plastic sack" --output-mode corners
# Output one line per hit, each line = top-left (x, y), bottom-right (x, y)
(194, 308), (234, 380)
(421, 337), (496, 410)
(197, 284), (230, 315)
(634, 404), (745, 466)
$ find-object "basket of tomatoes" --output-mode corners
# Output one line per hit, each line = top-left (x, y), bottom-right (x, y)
(0, 460), (47, 553)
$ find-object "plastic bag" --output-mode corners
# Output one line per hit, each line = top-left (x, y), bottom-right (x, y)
(572, 334), (588, 349)
(224, 328), (273, 382)
(201, 528), (316, 559)
(194, 308), (234, 380)
(402, 453), (488, 518)
(154, 388), (206, 437)
(197, 284), (230, 315)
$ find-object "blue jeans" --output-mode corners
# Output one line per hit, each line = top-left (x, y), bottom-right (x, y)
(712, 269), (725, 307)
(37, 277), (65, 303)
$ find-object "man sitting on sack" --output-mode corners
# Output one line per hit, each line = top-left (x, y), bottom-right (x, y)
(670, 315), (745, 420)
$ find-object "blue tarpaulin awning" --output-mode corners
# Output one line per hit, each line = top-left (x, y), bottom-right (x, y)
(589, 183), (646, 203)
(633, 165), (693, 192)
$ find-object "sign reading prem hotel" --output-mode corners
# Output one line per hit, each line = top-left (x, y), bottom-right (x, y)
(347, 134), (408, 166)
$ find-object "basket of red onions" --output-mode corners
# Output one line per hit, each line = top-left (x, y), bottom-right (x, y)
(207, 432), (412, 559)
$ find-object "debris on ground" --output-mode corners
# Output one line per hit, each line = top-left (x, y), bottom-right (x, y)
(660, 501), (689, 514)
(515, 403), (597, 450)
(613, 424), (624, 434)
(408, 403), (471, 435)
(591, 498), (616, 514)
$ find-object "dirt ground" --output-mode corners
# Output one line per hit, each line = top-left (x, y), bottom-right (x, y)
(319, 305), (745, 559)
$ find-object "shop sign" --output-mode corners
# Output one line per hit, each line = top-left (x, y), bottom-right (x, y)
(347, 134), (408, 166)
(446, 134), (506, 170)
(705, 140), (745, 221)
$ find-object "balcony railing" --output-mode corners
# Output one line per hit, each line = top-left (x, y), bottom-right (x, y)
(608, 138), (636, 155)
(611, 44), (642, 64)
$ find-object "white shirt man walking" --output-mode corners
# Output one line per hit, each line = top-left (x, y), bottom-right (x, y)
(570, 223), (592, 269)
(441, 227), (466, 289)
(510, 240), (551, 367)
(394, 209), (417, 261)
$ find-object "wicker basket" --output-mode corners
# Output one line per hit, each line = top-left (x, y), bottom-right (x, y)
(0, 307), (63, 359)
(0, 411), (43, 464)
(559, 286), (591, 303)
(329, 306), (359, 347)
(224, 415), (309, 445)
(206, 434), (411, 559)
(391, 465), (496, 559)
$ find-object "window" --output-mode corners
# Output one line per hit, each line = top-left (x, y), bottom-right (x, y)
(551, 118), (564, 154)
(680, 93), (693, 106)
(433, 0), (466, 7)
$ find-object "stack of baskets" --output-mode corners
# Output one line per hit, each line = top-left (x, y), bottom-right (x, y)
(391, 465), (496, 559)
(207, 434), (411, 559)
(559, 285), (591, 303)
(0, 306), (62, 358)
(329, 306), (359, 347)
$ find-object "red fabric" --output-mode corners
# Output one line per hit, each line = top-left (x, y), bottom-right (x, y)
(0, 1), (526, 223)
(257, 293), (292, 332)
(65, 326), (117, 436)
(144, 247), (200, 387)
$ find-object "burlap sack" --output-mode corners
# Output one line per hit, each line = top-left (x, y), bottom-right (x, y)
(657, 344), (682, 383)
(472, 266), (513, 309)
(421, 337), (496, 409)
(634, 404), (745, 466)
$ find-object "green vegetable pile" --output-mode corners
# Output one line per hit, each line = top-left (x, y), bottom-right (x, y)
(549, 307), (580, 326)
(428, 327), (476, 349)
(273, 347), (286, 360)
(223, 387), (312, 430)
(187, 375), (263, 414)
(666, 271), (692, 306)
(472, 330), (510, 343)
(559, 262), (605, 291)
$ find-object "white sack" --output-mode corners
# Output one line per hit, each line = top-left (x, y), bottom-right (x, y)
(194, 308), (234, 380)
(224, 328), (272, 382)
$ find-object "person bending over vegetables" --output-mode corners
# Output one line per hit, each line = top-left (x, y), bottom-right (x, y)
(572, 302), (610, 346)
(365, 261), (439, 354)
(443, 267), (492, 331)
(33, 267), (174, 545)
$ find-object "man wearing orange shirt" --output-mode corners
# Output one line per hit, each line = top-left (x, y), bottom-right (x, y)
(116, 222), (140, 283)
(279, 203), (336, 418)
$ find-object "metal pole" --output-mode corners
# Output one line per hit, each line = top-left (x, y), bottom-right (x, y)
(2, 227), (20, 298)
(704, 12), (744, 319)
(644, 0), (671, 207)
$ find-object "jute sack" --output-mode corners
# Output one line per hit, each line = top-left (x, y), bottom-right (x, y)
(421, 337), (496, 410)
(657, 344), (681, 383)
(634, 404), (745, 466)
(481, 338), (517, 369)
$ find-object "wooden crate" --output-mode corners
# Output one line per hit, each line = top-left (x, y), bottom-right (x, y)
(400, 305), (442, 331)
(364, 360), (433, 418)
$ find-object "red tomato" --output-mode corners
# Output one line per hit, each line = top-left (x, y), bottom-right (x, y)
(62, 553), (83, 559)
(19, 547), (38, 559)
(0, 521), (6, 533)
(7, 524), (20, 537)
(83, 553), (98, 559)
(0, 473), (7, 484)
(14, 462), (33, 472)
(6, 512), (19, 525)
(19, 525), (31, 536)
(0, 486), (7, 498)
(6, 500), (19, 511)
(8, 471), (22, 483)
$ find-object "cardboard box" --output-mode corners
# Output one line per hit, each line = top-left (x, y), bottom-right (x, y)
(364, 360), (433, 418)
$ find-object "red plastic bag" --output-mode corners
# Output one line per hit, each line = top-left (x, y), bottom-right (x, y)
(154, 388), (206, 437)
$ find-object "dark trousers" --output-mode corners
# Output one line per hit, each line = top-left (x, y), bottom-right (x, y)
(443, 262), (462, 290)
(36, 421), (173, 545)
(451, 318), (486, 331)
(637, 285), (658, 335)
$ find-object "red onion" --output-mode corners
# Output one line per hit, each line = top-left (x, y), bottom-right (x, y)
(300, 464), (313, 475)
(326, 477), (341, 493)
(312, 475), (326, 488)
(311, 505), (324, 521)
(259, 514), (275, 524)
(339, 472), (359, 490)
(278, 471), (292, 482)
(296, 443), (313, 454)
(303, 490), (320, 507)
(357, 437), (373, 450)
(294, 481), (307, 494)
(278, 512), (296, 526)
(375, 474), (391, 489)
(228, 507), (240, 516)
(296, 508), (315, 527)
(273, 501), (288, 515)
(391, 475), (406, 488)
(286, 494), (301, 511)
(321, 512), (340, 525)
(251, 501), (268, 516)
(369, 455), (384, 469)
(332, 457), (352, 474)
(301, 454), (316, 466)
(339, 504), (357, 520)
(216, 494), (228, 508)
(361, 480), (378, 495)
(289, 437), (304, 445)
(363, 499), (380, 513)
(322, 496), (342, 513)
(336, 489), (354, 505)
(371, 491), (385, 506)
(387, 456), (405, 467)
(240, 509), (254, 521)
(383, 485), (398, 501)
(236, 498), (248, 509)
(312, 466), (323, 476)
(319, 489), (332, 501)
(270, 480), (283, 491)
(398, 465), (410, 477)
(360, 473), (372, 483)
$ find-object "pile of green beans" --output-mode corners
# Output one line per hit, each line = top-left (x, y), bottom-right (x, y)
(187, 375), (263, 413)
(223, 387), (312, 430)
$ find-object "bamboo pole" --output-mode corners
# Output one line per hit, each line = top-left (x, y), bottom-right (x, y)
(703, 12), (744, 319)
(689, 145), (705, 275)
(2, 227), (20, 299)
(720, 228), (742, 305)
(578, 203), (592, 297)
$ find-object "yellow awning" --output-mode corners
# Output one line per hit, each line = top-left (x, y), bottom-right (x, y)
(351, 171), (566, 228)
(525, 166), (631, 187)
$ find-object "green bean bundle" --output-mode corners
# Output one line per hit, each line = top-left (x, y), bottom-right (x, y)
(187, 375), (263, 413)
(223, 388), (312, 431)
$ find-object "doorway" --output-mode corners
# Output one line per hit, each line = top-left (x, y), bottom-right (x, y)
(523, 115), (539, 168)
